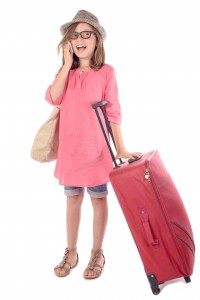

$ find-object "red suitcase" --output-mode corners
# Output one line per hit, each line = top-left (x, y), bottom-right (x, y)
(92, 101), (195, 295)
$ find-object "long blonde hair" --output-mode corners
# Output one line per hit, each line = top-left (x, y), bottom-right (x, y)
(57, 23), (105, 70)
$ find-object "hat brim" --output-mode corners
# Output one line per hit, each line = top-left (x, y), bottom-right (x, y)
(60, 18), (106, 40)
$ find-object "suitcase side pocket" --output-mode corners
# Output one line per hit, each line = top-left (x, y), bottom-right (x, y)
(172, 222), (195, 255)
(171, 221), (195, 274)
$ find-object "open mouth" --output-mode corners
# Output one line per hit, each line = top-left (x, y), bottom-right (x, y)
(76, 45), (87, 52)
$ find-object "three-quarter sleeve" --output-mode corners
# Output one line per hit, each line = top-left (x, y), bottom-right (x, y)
(104, 66), (122, 125)
(45, 69), (66, 106)
(45, 86), (65, 106)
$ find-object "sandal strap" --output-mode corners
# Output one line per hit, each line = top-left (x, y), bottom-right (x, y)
(56, 247), (77, 269)
(91, 249), (103, 259)
(88, 249), (105, 271)
(87, 262), (103, 273)
(83, 249), (105, 278)
(55, 261), (71, 270)
(65, 247), (77, 253)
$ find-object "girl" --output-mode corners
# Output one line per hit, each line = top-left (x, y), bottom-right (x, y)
(45, 10), (142, 279)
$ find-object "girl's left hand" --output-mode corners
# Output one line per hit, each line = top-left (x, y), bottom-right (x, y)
(116, 150), (142, 159)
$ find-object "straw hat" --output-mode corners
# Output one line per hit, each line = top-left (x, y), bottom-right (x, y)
(60, 10), (106, 40)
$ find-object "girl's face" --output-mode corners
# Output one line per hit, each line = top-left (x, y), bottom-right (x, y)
(70, 23), (97, 62)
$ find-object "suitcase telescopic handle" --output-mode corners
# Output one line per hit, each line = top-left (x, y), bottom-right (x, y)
(92, 101), (120, 168)
(92, 101), (140, 168)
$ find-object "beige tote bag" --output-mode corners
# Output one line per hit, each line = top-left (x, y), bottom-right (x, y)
(30, 106), (60, 162)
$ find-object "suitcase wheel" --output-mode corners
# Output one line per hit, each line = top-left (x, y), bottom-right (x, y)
(184, 276), (191, 283)
(152, 286), (160, 295)
(147, 273), (161, 295)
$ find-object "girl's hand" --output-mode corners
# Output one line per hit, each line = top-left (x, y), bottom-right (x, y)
(116, 150), (142, 160)
(62, 42), (73, 68)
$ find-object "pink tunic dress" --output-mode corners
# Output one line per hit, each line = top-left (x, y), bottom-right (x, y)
(45, 64), (122, 187)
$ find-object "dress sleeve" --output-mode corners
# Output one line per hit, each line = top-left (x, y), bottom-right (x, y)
(45, 69), (66, 106)
(104, 66), (122, 125)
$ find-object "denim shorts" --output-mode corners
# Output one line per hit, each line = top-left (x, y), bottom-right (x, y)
(64, 183), (108, 198)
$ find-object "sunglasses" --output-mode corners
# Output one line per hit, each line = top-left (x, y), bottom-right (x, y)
(70, 31), (96, 40)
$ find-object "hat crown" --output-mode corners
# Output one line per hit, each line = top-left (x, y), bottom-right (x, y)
(72, 10), (99, 24)
(60, 10), (106, 40)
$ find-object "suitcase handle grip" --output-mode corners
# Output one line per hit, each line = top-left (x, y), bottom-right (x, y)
(139, 209), (159, 247)
(128, 157), (142, 164)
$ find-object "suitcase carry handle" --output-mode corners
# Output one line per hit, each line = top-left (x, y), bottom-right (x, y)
(139, 208), (159, 248)
(92, 101), (141, 168)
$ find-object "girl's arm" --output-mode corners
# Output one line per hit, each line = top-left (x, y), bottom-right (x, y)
(50, 43), (73, 102)
(110, 122), (142, 159)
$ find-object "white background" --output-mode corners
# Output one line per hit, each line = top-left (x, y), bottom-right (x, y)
(0, 0), (199, 299)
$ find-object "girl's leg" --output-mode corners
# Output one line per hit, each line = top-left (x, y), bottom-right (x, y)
(66, 194), (84, 248)
(83, 197), (108, 278)
(54, 194), (84, 276)
(91, 197), (108, 250)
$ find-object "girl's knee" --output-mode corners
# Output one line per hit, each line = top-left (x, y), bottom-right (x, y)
(91, 197), (107, 207)
(67, 194), (84, 206)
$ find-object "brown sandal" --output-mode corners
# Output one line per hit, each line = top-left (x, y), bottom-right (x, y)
(54, 247), (78, 277)
(83, 249), (105, 279)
